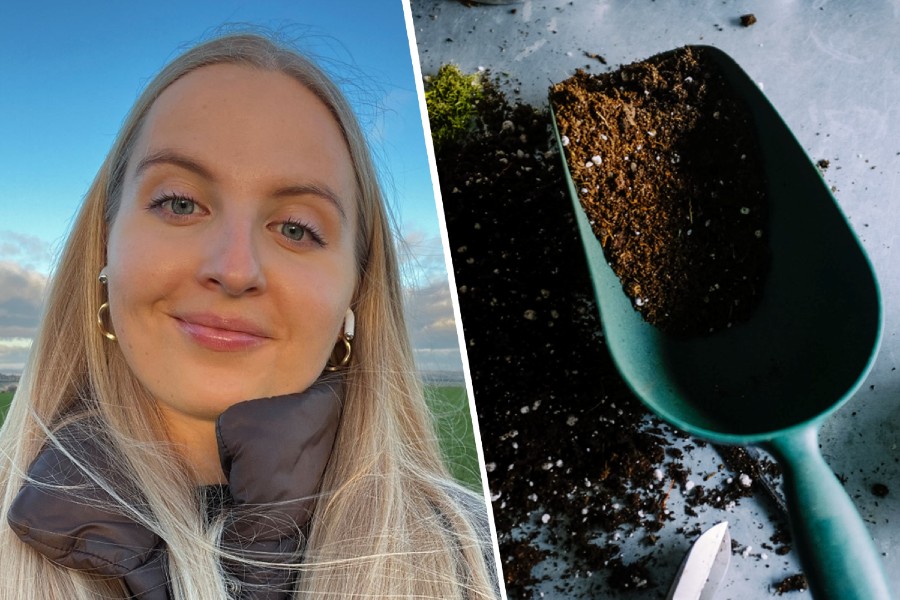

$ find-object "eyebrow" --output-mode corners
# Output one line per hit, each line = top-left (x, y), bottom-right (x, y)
(135, 150), (212, 180)
(134, 149), (349, 222)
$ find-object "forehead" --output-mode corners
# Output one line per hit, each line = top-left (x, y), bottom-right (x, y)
(131, 63), (357, 206)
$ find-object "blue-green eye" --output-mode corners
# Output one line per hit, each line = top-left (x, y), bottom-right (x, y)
(170, 197), (195, 215)
(149, 194), (197, 216)
(275, 219), (326, 247)
(281, 222), (306, 241)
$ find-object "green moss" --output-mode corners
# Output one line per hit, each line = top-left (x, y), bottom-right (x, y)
(424, 64), (484, 152)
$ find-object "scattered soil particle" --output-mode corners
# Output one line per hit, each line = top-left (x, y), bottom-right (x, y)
(817, 158), (831, 171)
(550, 46), (770, 337)
(872, 482), (890, 497)
(502, 539), (549, 591)
(716, 446), (785, 510)
(770, 526), (794, 556)
(740, 13), (758, 27)
(774, 573), (809, 594)
(584, 50), (608, 65)
(605, 559), (651, 591)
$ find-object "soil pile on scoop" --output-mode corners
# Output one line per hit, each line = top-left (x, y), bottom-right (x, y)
(550, 46), (770, 336)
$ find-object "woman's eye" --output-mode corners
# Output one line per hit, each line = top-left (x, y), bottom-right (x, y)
(170, 197), (195, 215)
(275, 219), (326, 247)
(281, 222), (306, 241)
(149, 194), (198, 217)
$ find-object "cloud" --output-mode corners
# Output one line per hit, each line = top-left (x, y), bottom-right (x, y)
(395, 229), (465, 374)
(0, 337), (32, 374)
(0, 261), (47, 373)
(404, 276), (464, 374)
(0, 261), (48, 340)
(0, 260), (46, 373)
(397, 229), (449, 289)
(0, 230), (55, 273)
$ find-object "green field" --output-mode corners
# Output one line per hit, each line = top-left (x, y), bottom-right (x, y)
(0, 391), (12, 421)
(425, 384), (484, 492)
(0, 387), (483, 491)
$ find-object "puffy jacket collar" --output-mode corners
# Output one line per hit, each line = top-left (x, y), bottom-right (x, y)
(7, 377), (343, 599)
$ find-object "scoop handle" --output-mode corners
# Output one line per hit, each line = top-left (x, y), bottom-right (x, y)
(767, 426), (892, 600)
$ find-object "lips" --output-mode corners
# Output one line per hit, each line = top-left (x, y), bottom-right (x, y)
(173, 312), (272, 352)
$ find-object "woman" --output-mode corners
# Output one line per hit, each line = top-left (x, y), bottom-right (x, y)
(0, 33), (497, 599)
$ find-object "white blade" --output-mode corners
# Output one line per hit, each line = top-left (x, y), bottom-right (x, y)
(667, 521), (731, 600)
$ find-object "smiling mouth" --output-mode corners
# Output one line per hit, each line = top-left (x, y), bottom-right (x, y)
(174, 314), (271, 352)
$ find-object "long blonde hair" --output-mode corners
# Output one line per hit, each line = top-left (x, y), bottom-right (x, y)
(0, 33), (496, 599)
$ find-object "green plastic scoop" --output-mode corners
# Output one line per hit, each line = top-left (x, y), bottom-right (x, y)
(551, 45), (889, 599)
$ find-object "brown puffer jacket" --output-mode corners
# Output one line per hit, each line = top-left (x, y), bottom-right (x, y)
(7, 376), (343, 599)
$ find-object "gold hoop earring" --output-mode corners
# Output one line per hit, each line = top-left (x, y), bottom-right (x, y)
(97, 302), (117, 341)
(325, 308), (355, 371)
(325, 335), (352, 371)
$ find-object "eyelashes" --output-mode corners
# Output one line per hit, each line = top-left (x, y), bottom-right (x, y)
(147, 193), (198, 216)
(279, 217), (326, 246)
(146, 193), (327, 247)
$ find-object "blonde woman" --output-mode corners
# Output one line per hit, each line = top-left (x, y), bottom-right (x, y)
(0, 33), (497, 599)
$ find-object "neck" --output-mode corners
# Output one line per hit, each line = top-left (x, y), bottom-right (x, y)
(158, 408), (226, 485)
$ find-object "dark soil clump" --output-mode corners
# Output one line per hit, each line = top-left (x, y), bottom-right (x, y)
(774, 573), (809, 594)
(550, 46), (770, 336)
(872, 482), (889, 497)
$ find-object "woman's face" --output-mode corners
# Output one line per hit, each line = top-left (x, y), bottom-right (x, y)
(106, 64), (358, 430)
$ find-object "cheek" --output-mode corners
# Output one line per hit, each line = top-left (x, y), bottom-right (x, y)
(280, 263), (356, 346)
(104, 221), (184, 356)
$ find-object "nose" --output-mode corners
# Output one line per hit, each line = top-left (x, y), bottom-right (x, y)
(197, 216), (266, 296)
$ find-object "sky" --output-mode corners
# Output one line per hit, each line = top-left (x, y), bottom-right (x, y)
(0, 0), (462, 374)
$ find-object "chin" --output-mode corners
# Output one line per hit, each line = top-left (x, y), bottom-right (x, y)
(141, 357), (324, 421)
(154, 380), (268, 422)
(198, 373), (315, 407)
